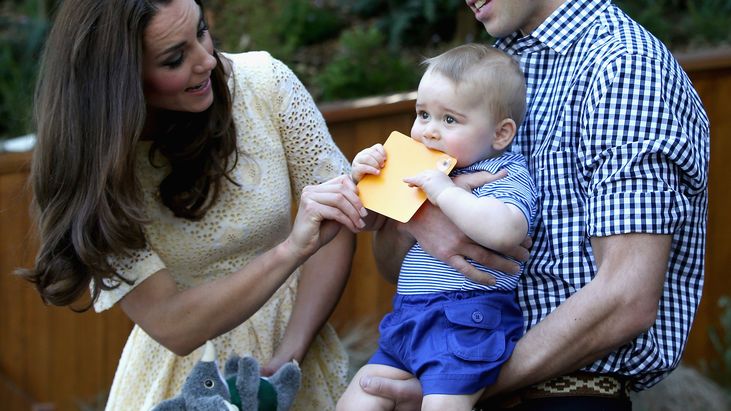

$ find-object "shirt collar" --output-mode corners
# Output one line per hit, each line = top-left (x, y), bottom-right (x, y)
(496, 0), (611, 55)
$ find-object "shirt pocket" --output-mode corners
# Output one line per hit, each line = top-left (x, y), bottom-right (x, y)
(444, 302), (505, 362)
(534, 149), (587, 258)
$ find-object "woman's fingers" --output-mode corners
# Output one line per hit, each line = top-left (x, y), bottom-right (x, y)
(301, 176), (366, 231)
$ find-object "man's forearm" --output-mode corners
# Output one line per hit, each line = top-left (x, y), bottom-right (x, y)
(372, 218), (414, 283)
(486, 233), (670, 396)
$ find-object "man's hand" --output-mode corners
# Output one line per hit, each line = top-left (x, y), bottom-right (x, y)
(359, 374), (423, 411)
(401, 169), (530, 284)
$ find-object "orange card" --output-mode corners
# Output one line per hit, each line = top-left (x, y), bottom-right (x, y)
(356, 131), (457, 223)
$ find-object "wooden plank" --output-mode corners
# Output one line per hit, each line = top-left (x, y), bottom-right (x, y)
(0, 171), (41, 410)
(683, 67), (731, 367)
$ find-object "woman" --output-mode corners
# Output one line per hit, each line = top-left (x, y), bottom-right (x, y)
(19, 0), (363, 409)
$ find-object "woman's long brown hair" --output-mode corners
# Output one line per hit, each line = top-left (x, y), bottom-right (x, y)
(17, 0), (237, 310)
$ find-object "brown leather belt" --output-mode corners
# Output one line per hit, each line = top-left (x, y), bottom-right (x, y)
(476, 372), (631, 409)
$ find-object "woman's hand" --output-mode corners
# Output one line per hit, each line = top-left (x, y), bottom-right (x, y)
(287, 175), (366, 259)
(401, 169), (531, 285)
(261, 352), (295, 377)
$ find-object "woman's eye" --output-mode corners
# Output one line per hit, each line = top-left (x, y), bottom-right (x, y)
(164, 53), (184, 69)
(197, 19), (209, 38)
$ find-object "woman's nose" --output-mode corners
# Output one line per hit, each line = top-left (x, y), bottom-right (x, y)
(193, 49), (217, 74)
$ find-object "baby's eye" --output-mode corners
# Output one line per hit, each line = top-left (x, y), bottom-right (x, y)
(445, 115), (456, 124)
(417, 111), (430, 120)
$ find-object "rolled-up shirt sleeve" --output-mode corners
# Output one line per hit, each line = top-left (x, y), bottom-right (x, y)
(581, 53), (707, 237)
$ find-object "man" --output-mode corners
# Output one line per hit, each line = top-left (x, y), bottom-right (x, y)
(360, 0), (709, 409)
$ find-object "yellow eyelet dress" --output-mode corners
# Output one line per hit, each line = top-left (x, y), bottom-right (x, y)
(95, 52), (350, 411)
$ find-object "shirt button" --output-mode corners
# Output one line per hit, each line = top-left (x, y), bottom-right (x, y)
(471, 310), (484, 323)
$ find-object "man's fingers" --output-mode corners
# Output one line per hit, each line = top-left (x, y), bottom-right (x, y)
(463, 243), (521, 275)
(452, 169), (508, 190)
(495, 235), (532, 263)
(447, 254), (497, 285)
(359, 375), (422, 411)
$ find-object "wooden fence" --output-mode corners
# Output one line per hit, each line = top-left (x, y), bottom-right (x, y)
(0, 49), (729, 410)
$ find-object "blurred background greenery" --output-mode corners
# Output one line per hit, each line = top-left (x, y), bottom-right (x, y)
(1, 0), (730, 141)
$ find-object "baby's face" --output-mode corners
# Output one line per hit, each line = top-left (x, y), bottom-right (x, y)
(410, 71), (499, 168)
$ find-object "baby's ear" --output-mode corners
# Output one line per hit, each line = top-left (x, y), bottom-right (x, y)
(492, 118), (517, 151)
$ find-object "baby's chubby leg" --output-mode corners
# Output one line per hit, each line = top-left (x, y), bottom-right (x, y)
(421, 389), (485, 411)
(336, 364), (414, 411)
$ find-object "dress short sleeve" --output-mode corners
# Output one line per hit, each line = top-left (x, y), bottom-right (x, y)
(268, 57), (350, 194)
(93, 247), (166, 312)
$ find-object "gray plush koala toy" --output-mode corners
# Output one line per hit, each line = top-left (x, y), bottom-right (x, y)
(151, 341), (301, 411)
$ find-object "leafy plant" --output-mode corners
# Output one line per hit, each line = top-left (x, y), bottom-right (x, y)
(338, 0), (461, 52)
(208, 0), (344, 61)
(0, 6), (49, 139)
(686, 0), (731, 47)
(704, 296), (731, 394)
(315, 26), (419, 101)
(615, 0), (681, 47)
(615, 0), (731, 50)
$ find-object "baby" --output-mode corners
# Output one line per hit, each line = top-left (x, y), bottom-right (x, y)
(338, 44), (537, 411)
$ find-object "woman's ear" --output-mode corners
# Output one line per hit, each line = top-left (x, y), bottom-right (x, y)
(492, 118), (517, 151)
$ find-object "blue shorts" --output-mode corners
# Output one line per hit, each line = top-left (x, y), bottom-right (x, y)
(368, 290), (523, 395)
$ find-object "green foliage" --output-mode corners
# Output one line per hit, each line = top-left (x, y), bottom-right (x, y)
(2, 0), (731, 142)
(686, 0), (731, 46)
(315, 26), (419, 101)
(0, 9), (48, 139)
(615, 0), (731, 49)
(338, 0), (462, 51)
(704, 296), (731, 394)
(280, 1), (346, 47)
(615, 0), (680, 47)
(208, 0), (344, 61)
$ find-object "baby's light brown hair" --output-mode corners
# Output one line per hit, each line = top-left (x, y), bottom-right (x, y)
(422, 43), (527, 127)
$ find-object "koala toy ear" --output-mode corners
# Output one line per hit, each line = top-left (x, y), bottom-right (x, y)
(235, 358), (301, 411)
(234, 356), (262, 411)
(266, 361), (301, 410)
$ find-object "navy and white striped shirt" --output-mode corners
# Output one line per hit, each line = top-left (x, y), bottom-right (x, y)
(398, 152), (537, 295)
(495, 0), (709, 389)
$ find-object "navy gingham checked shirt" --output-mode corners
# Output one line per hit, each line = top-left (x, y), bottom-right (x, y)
(495, 0), (709, 389)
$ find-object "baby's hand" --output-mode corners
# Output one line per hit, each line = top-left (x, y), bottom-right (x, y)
(403, 169), (456, 204)
(351, 143), (387, 183)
